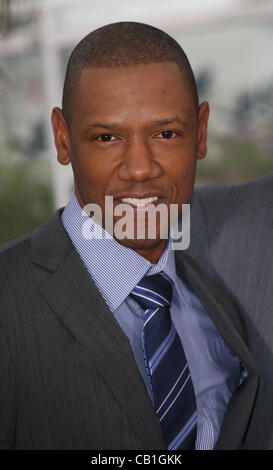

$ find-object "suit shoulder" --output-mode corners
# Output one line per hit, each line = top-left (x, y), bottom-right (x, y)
(0, 234), (33, 292)
(192, 173), (273, 228)
(0, 209), (67, 294)
(0, 232), (30, 254)
(194, 172), (273, 208)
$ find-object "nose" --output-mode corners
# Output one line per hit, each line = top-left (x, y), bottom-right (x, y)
(118, 136), (162, 182)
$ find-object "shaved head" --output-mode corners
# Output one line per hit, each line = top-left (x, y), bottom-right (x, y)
(62, 21), (199, 124)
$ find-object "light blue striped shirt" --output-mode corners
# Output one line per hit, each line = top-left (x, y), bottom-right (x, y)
(61, 192), (243, 450)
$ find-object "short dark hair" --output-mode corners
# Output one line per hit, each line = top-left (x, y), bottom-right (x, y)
(62, 21), (198, 123)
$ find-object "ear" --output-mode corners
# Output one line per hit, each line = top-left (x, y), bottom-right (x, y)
(197, 101), (210, 160)
(51, 107), (71, 165)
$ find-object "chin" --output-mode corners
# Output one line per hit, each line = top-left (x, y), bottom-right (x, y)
(114, 236), (168, 258)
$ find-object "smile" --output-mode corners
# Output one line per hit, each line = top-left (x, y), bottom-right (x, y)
(120, 196), (159, 206)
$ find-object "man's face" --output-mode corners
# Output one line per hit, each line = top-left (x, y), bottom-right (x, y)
(52, 62), (209, 262)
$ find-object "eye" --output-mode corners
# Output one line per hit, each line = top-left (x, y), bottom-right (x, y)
(95, 134), (116, 142)
(156, 130), (179, 139)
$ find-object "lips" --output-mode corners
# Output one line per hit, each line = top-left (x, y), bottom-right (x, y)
(114, 191), (166, 207)
(120, 196), (159, 206)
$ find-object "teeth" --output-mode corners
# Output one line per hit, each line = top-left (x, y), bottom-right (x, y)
(120, 196), (159, 205)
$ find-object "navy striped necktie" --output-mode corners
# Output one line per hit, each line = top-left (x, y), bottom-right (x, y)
(131, 272), (197, 450)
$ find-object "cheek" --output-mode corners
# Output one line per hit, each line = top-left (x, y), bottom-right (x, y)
(167, 150), (196, 181)
(70, 155), (111, 206)
(71, 149), (107, 184)
(167, 155), (197, 202)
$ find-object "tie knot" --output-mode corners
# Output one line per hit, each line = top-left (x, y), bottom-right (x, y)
(131, 272), (173, 310)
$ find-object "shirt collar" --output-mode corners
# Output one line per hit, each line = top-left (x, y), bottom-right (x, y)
(61, 192), (179, 311)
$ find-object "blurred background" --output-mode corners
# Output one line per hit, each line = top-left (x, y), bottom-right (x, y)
(0, 0), (273, 244)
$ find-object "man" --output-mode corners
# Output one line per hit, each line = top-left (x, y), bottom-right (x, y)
(0, 22), (258, 450)
(187, 172), (273, 449)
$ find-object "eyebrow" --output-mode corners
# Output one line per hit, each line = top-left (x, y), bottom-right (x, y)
(151, 117), (188, 127)
(85, 122), (116, 130)
(82, 116), (188, 134)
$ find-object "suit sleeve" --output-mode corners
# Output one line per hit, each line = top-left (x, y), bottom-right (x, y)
(0, 326), (16, 449)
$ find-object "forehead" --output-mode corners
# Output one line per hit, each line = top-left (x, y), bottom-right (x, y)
(72, 62), (196, 126)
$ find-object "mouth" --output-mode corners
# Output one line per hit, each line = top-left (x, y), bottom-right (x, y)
(114, 194), (168, 212)
(118, 196), (159, 208)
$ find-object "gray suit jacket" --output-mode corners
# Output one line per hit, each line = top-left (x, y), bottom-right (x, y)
(187, 172), (273, 449)
(0, 208), (258, 449)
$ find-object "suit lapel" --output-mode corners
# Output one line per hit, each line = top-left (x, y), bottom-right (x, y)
(175, 250), (259, 449)
(31, 210), (165, 450)
(186, 192), (210, 272)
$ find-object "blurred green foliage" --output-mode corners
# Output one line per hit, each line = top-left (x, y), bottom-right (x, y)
(0, 145), (53, 245)
(196, 133), (273, 185)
